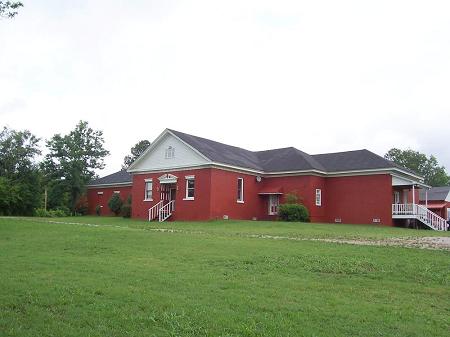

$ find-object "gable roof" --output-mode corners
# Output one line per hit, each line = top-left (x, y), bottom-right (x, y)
(88, 170), (132, 187)
(419, 186), (450, 201)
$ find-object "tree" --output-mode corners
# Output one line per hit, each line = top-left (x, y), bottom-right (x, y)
(0, 1), (23, 18)
(122, 140), (150, 169)
(108, 194), (123, 216)
(385, 148), (450, 187)
(42, 121), (109, 212)
(0, 127), (42, 215)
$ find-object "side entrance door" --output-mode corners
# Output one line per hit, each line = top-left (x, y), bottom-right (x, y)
(268, 195), (279, 215)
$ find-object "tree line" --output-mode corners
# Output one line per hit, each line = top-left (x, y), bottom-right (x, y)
(0, 121), (150, 216)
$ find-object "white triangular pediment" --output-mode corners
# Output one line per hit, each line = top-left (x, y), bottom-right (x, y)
(128, 131), (210, 172)
(158, 174), (178, 183)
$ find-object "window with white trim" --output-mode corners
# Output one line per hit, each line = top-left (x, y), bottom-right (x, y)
(144, 179), (153, 200)
(165, 146), (175, 159)
(237, 178), (244, 203)
(447, 208), (450, 221)
(114, 191), (120, 194)
(185, 176), (195, 200)
(315, 189), (322, 206)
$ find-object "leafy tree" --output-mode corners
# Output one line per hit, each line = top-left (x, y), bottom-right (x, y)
(0, 1), (23, 18)
(108, 194), (123, 216)
(0, 127), (42, 215)
(122, 140), (150, 169)
(42, 121), (109, 212)
(385, 148), (450, 187)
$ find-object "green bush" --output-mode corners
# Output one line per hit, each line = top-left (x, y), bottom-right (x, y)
(34, 208), (51, 217)
(108, 194), (123, 216)
(49, 209), (67, 217)
(34, 208), (67, 218)
(121, 195), (132, 218)
(55, 206), (70, 216)
(121, 204), (131, 218)
(278, 203), (310, 222)
(95, 205), (101, 216)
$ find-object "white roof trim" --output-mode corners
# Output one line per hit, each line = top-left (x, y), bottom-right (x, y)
(87, 182), (132, 188)
(127, 129), (212, 173)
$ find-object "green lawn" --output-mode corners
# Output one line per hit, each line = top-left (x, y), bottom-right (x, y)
(0, 217), (449, 337)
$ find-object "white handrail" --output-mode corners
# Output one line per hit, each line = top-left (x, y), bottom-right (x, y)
(148, 200), (163, 221)
(392, 203), (448, 231)
(159, 200), (175, 222)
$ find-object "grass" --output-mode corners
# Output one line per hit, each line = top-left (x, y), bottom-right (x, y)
(0, 217), (449, 337)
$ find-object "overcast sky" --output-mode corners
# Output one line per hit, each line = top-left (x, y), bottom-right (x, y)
(1, 0), (450, 175)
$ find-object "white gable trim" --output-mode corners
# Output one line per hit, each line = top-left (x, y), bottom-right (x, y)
(127, 129), (212, 173)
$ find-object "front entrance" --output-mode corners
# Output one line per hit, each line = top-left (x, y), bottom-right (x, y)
(160, 183), (176, 203)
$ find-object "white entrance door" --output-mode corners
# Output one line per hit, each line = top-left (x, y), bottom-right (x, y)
(268, 195), (279, 215)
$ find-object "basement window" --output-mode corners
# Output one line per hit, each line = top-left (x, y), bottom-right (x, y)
(237, 178), (244, 203)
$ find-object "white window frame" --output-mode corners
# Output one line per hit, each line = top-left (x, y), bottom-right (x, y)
(268, 195), (279, 215)
(447, 208), (450, 221)
(237, 177), (244, 203)
(183, 175), (195, 200)
(165, 146), (175, 159)
(113, 190), (120, 194)
(144, 179), (153, 201)
(315, 189), (322, 206)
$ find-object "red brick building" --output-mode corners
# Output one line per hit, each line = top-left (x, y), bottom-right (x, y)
(87, 129), (448, 230)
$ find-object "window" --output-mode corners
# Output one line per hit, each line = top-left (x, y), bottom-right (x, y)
(144, 179), (153, 200)
(113, 191), (120, 194)
(447, 208), (450, 221)
(165, 146), (175, 159)
(185, 176), (195, 200)
(315, 189), (322, 206)
(237, 178), (244, 203)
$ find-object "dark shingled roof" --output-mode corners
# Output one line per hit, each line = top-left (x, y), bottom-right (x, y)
(88, 170), (132, 186)
(312, 149), (398, 172)
(169, 129), (414, 174)
(419, 186), (450, 201)
(169, 129), (264, 171)
(95, 130), (422, 184)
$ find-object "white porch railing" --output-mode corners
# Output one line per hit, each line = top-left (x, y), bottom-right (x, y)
(148, 200), (163, 221)
(159, 200), (175, 222)
(392, 203), (449, 231)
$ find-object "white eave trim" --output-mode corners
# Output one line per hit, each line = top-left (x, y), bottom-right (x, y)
(87, 182), (132, 188)
(127, 129), (212, 172)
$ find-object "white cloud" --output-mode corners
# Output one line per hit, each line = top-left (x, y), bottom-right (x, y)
(1, 0), (450, 174)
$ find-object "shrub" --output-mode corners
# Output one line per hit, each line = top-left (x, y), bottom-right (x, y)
(34, 208), (67, 217)
(121, 204), (131, 218)
(55, 206), (70, 216)
(34, 208), (51, 217)
(278, 203), (310, 222)
(108, 194), (123, 216)
(49, 209), (67, 217)
(121, 195), (132, 218)
(95, 205), (101, 216)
